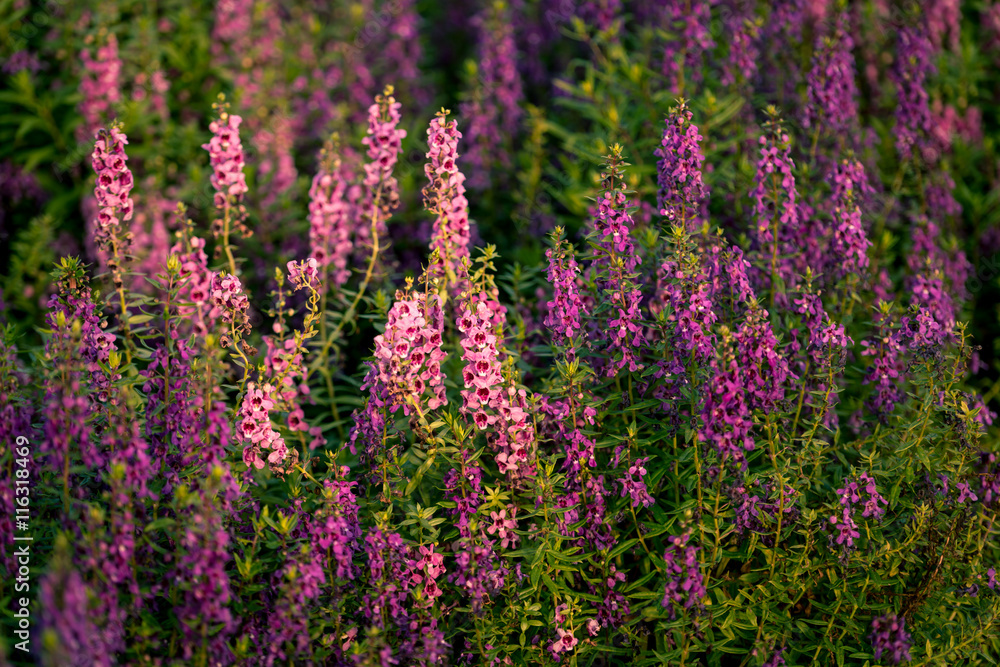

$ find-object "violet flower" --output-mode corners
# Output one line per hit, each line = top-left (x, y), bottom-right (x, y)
(870, 613), (912, 665)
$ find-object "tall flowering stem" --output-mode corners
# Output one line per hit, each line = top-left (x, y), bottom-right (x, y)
(593, 145), (645, 377)
(211, 271), (256, 405)
(424, 109), (471, 297)
(751, 110), (798, 307)
(202, 94), (249, 277)
(544, 227), (586, 359)
(41, 258), (119, 509)
(655, 101), (708, 231)
(91, 123), (135, 359)
(316, 86), (406, 420)
(461, 0), (523, 190)
(170, 207), (220, 338)
(803, 11), (859, 150)
(721, 4), (761, 88)
(661, 533), (707, 618)
(78, 31), (121, 142)
(660, 0), (715, 95)
(308, 134), (354, 292)
(890, 26), (936, 164)
(349, 278), (449, 490)
(829, 159), (872, 281)
(870, 613), (912, 665)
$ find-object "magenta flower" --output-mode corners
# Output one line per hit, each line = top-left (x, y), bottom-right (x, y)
(486, 508), (519, 549)
(593, 149), (645, 376)
(287, 258), (320, 291)
(828, 472), (887, 555)
(458, 294), (536, 480)
(356, 87), (407, 251)
(170, 233), (220, 336)
(660, 0), (714, 93)
(90, 124), (134, 277)
(722, 8), (761, 87)
(616, 454), (654, 509)
(751, 130), (798, 249)
(828, 159), (872, 279)
(362, 92), (406, 189)
(211, 272), (250, 332)
(890, 26), (937, 163)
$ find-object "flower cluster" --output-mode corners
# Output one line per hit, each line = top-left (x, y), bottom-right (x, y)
(408, 544), (446, 607)
(458, 296), (536, 479)
(615, 450), (654, 508)
(751, 125), (798, 250)
(357, 86), (407, 250)
(361, 86), (406, 191)
(211, 272), (251, 335)
(237, 382), (289, 471)
(870, 613), (912, 665)
(828, 472), (888, 554)
(172, 495), (235, 664)
(655, 255), (718, 367)
(372, 290), (448, 416)
(91, 124), (135, 279)
(861, 313), (907, 420)
(828, 159), (872, 279)
(890, 27), (936, 162)
(731, 478), (799, 539)
(721, 7), (761, 86)
(170, 230), (220, 335)
(286, 258), (320, 291)
(660, 0), (714, 92)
